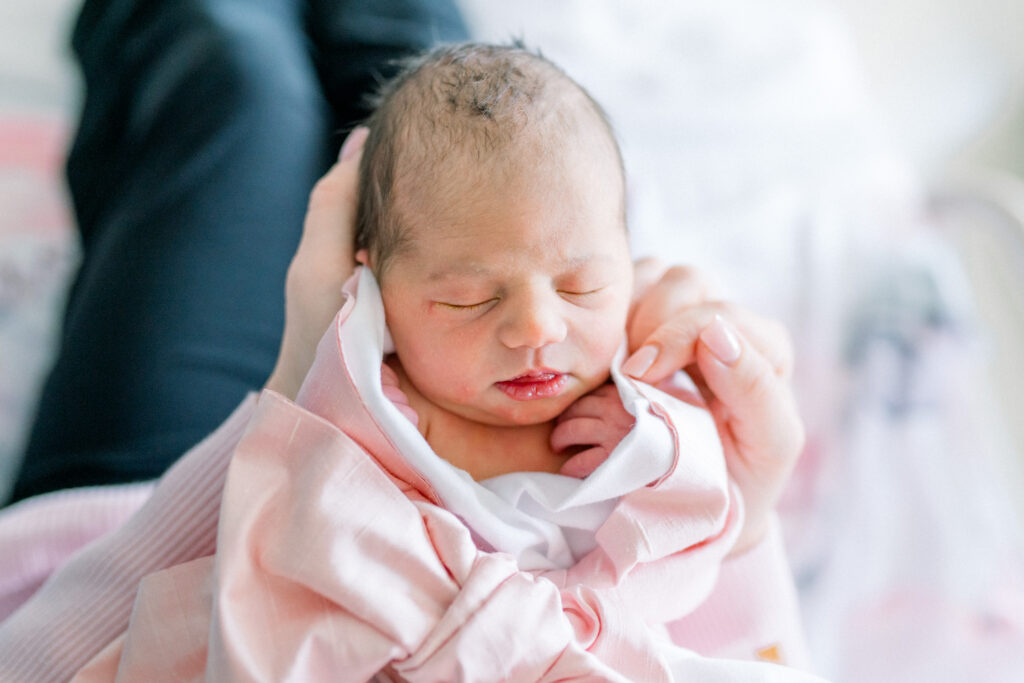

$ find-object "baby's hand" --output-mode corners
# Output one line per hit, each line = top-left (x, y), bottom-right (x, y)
(381, 363), (418, 427)
(551, 383), (634, 478)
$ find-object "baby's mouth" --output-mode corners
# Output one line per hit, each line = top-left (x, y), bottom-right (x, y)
(495, 371), (568, 401)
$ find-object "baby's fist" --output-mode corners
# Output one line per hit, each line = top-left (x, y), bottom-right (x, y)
(381, 363), (418, 427)
(551, 383), (634, 478)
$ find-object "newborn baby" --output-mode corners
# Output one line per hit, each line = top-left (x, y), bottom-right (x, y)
(357, 42), (637, 482)
(0, 41), (818, 683)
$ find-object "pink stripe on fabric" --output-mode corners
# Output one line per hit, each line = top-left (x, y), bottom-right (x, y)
(0, 482), (153, 620)
(0, 394), (257, 683)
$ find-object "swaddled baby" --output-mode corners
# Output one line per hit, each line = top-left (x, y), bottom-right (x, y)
(45, 43), (817, 682)
(356, 42), (638, 482)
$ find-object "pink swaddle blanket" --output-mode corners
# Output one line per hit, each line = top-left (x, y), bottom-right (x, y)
(71, 270), (821, 681)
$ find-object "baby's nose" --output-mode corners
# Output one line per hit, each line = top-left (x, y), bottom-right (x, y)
(498, 297), (567, 349)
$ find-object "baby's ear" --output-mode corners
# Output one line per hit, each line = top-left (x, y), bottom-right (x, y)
(355, 249), (371, 267)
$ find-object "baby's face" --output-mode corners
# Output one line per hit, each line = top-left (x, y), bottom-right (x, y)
(379, 142), (632, 427)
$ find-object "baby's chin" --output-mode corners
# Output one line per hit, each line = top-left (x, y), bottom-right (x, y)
(473, 375), (611, 427)
(439, 393), (576, 429)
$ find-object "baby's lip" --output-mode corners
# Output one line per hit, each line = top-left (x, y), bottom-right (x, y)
(502, 368), (562, 383)
(495, 369), (568, 400)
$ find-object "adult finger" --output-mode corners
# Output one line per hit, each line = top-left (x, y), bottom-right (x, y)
(622, 302), (793, 385)
(290, 126), (368, 285)
(265, 127), (367, 398)
(306, 127), (365, 221)
(629, 257), (669, 311)
(695, 316), (805, 467)
(626, 264), (715, 353)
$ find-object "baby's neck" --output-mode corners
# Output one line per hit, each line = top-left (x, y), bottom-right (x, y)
(386, 357), (571, 480)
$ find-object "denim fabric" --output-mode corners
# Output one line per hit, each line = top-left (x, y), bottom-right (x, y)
(9, 0), (466, 503)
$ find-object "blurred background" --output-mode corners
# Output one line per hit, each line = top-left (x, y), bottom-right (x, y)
(1, 1), (1022, 680)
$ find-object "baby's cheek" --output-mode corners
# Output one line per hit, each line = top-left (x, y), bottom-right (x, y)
(452, 380), (479, 402)
(585, 321), (625, 364)
(433, 364), (479, 402)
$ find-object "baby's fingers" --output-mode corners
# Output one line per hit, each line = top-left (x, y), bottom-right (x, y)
(556, 384), (620, 421)
(550, 417), (605, 453)
(384, 390), (419, 426)
(381, 362), (401, 388)
(381, 363), (418, 427)
(559, 446), (611, 479)
(381, 383), (410, 405)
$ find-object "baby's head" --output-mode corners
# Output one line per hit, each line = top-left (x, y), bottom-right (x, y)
(356, 42), (633, 427)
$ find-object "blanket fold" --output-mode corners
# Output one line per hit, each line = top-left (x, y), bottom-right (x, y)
(72, 269), (821, 681)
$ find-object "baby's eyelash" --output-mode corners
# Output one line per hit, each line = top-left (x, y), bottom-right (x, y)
(435, 299), (497, 311)
(434, 288), (603, 311)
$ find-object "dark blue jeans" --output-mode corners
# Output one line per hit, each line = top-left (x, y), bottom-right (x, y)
(8, 0), (466, 503)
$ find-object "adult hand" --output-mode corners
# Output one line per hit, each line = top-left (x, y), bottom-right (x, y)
(621, 258), (804, 556)
(265, 127), (368, 399)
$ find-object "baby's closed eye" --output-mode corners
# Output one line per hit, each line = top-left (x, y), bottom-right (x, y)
(433, 298), (499, 311)
(557, 286), (604, 298)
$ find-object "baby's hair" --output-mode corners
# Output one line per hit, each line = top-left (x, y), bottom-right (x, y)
(355, 40), (624, 278)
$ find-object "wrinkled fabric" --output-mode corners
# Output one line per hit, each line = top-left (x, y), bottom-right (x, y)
(0, 482), (153, 622)
(298, 267), (738, 577)
(74, 270), (822, 681)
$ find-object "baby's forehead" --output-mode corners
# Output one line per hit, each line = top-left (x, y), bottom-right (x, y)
(389, 173), (627, 274)
(386, 112), (626, 257)
(360, 43), (627, 280)
(387, 48), (619, 173)
(388, 96), (623, 204)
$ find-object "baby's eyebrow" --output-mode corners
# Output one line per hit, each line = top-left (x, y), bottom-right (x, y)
(425, 263), (492, 281)
(424, 254), (616, 282)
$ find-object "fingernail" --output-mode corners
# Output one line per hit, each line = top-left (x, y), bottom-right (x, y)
(339, 126), (368, 161)
(622, 345), (659, 378)
(700, 315), (741, 365)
